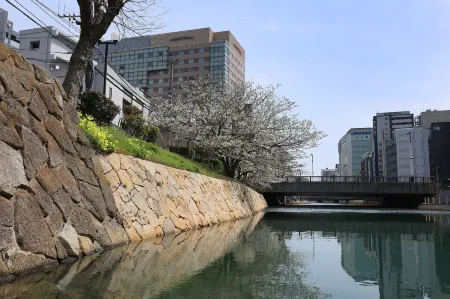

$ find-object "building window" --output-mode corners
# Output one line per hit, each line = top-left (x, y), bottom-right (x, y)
(177, 77), (183, 82)
(198, 57), (204, 62)
(30, 41), (40, 49)
(158, 78), (163, 84)
(119, 65), (125, 69)
(147, 62), (153, 67)
(179, 50), (184, 55)
(109, 87), (112, 99)
(148, 79), (154, 84)
(122, 99), (131, 112)
(188, 67), (194, 72)
(158, 87), (163, 94)
(158, 51), (163, 56)
(188, 58), (194, 64)
(198, 48), (205, 53)
(188, 49), (195, 54)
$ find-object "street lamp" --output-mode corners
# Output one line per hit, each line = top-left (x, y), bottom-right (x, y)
(311, 154), (314, 177)
(98, 32), (121, 96)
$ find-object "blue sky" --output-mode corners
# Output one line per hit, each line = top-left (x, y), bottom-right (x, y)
(3, 0), (450, 175)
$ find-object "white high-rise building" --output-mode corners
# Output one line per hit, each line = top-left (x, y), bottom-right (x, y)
(372, 112), (414, 177)
(394, 127), (430, 180)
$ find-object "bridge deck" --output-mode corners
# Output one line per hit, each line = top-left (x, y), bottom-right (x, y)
(266, 176), (440, 197)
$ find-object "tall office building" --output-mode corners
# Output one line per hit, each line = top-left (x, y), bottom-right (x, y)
(96, 28), (245, 97)
(0, 8), (20, 50)
(372, 112), (414, 176)
(393, 127), (430, 180)
(338, 128), (373, 176)
(430, 122), (450, 180)
(417, 109), (450, 129)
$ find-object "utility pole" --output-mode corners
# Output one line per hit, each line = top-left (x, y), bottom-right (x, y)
(98, 32), (120, 96)
(311, 154), (314, 178)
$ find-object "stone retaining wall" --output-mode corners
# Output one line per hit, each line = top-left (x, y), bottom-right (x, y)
(0, 44), (267, 278)
(100, 154), (267, 241)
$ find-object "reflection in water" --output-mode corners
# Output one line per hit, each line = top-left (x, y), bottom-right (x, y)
(263, 210), (450, 299)
(0, 213), (264, 299)
(2, 209), (450, 299)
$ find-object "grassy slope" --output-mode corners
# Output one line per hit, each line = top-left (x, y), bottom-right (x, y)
(104, 127), (227, 180)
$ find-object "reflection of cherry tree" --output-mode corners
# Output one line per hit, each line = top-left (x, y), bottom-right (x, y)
(150, 80), (325, 188)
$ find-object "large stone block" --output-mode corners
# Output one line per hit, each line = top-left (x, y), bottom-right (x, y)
(36, 166), (62, 196)
(52, 189), (73, 221)
(20, 125), (48, 179)
(45, 206), (64, 237)
(0, 110), (23, 149)
(57, 224), (81, 257)
(107, 153), (121, 171)
(0, 69), (31, 106)
(47, 136), (63, 167)
(92, 155), (117, 217)
(0, 225), (17, 251)
(29, 179), (53, 217)
(79, 236), (94, 256)
(63, 101), (78, 140)
(103, 218), (129, 245)
(0, 140), (28, 198)
(69, 205), (97, 240)
(28, 88), (48, 121)
(0, 197), (13, 227)
(44, 115), (75, 154)
(52, 164), (82, 203)
(3, 248), (58, 275)
(79, 181), (107, 221)
(33, 64), (54, 84)
(14, 190), (57, 259)
(64, 153), (98, 186)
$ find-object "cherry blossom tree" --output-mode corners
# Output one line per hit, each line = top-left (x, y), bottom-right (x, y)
(150, 80), (326, 188)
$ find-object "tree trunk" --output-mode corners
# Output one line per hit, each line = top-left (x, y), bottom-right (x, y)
(85, 61), (93, 91)
(63, 36), (98, 103)
(220, 156), (239, 178)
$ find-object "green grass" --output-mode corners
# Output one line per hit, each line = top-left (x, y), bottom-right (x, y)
(78, 114), (227, 179)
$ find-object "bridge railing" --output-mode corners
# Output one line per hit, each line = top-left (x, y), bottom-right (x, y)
(284, 176), (435, 183)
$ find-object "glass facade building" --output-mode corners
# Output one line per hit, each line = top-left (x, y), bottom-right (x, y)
(95, 46), (169, 88)
(209, 41), (229, 87)
(338, 128), (373, 176)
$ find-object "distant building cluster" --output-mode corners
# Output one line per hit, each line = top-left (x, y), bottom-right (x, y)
(332, 109), (450, 187)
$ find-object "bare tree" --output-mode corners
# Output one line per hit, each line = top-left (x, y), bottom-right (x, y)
(63, 0), (162, 103)
(150, 80), (326, 188)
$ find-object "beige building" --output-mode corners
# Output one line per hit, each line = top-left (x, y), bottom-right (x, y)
(148, 28), (245, 97)
(97, 28), (245, 100)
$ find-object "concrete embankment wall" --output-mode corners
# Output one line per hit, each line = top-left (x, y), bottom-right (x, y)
(0, 44), (266, 278)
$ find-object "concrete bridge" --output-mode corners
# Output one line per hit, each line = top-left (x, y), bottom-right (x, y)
(263, 176), (441, 208)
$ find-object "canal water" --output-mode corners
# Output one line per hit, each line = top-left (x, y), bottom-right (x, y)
(1, 207), (450, 299)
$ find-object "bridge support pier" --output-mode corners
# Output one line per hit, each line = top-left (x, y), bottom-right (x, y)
(263, 193), (285, 206)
